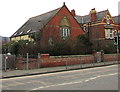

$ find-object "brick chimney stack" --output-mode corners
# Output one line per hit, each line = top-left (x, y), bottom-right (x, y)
(71, 9), (76, 16)
(90, 8), (97, 22)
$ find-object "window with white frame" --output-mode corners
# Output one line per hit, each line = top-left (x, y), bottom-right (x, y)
(105, 29), (109, 38)
(60, 27), (70, 39)
(105, 29), (113, 39)
(109, 29), (113, 39)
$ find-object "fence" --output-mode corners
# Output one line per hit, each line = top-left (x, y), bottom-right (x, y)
(2, 54), (16, 70)
(15, 53), (41, 70)
(15, 53), (119, 70)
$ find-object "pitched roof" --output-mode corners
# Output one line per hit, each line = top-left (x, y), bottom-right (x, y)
(112, 15), (120, 24)
(75, 10), (108, 24)
(75, 15), (91, 24)
(11, 7), (61, 37)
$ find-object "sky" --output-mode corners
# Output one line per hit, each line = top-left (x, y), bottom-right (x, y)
(0, 0), (119, 37)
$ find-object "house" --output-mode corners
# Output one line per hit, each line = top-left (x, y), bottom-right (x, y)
(75, 8), (120, 49)
(10, 3), (84, 47)
(10, 3), (120, 51)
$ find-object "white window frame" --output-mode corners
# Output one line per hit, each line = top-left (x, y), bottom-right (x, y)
(60, 27), (70, 39)
(105, 29), (113, 39)
(105, 29), (109, 39)
(109, 29), (113, 39)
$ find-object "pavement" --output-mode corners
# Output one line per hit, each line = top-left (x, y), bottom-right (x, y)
(2, 61), (118, 79)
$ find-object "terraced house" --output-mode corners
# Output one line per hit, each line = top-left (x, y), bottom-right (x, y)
(10, 3), (120, 49)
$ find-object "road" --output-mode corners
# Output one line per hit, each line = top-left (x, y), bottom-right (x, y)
(2, 64), (118, 91)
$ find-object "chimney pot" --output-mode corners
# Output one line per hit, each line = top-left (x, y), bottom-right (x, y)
(71, 9), (76, 16)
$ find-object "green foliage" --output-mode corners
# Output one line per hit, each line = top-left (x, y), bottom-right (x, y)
(48, 39), (74, 56)
(2, 33), (117, 56)
(101, 41), (117, 54)
(41, 35), (93, 56)
(2, 43), (9, 54)
(75, 35), (93, 54)
(29, 31), (41, 44)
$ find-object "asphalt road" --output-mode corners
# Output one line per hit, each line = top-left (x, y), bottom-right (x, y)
(2, 64), (118, 91)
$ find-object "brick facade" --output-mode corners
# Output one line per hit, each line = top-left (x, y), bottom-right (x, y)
(40, 5), (84, 45)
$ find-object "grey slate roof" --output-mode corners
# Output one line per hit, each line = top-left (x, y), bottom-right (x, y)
(112, 16), (120, 24)
(11, 8), (61, 37)
(75, 15), (91, 24)
(75, 10), (108, 24)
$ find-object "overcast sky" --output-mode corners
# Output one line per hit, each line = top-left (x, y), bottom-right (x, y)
(0, 0), (119, 37)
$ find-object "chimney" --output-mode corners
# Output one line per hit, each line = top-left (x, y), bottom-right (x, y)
(71, 9), (76, 16)
(90, 8), (97, 22)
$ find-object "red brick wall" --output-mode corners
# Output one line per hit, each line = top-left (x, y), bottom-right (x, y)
(15, 54), (118, 69)
(90, 13), (96, 22)
(90, 24), (105, 41)
(104, 54), (118, 61)
(15, 58), (38, 69)
(41, 55), (94, 68)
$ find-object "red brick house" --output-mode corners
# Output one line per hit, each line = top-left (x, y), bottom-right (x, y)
(10, 3), (84, 46)
(10, 3), (119, 53)
(75, 8), (120, 50)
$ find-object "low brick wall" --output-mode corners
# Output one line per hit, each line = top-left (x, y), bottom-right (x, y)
(15, 58), (38, 69)
(104, 54), (118, 62)
(41, 55), (94, 68)
(15, 54), (118, 69)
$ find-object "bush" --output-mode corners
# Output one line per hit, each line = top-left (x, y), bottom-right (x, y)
(2, 34), (117, 56)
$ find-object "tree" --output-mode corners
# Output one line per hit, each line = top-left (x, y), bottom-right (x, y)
(28, 31), (41, 44)
(75, 34), (93, 54)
